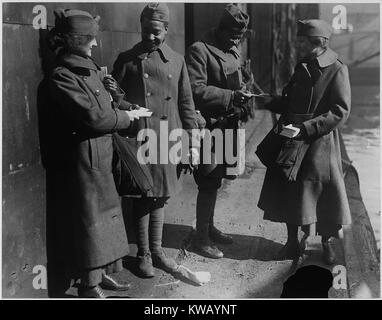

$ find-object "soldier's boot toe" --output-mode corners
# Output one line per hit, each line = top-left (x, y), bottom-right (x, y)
(209, 226), (233, 245)
(192, 238), (224, 259)
(152, 249), (179, 273)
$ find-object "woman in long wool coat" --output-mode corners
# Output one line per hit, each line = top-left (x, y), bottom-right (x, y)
(257, 19), (352, 264)
(45, 9), (140, 298)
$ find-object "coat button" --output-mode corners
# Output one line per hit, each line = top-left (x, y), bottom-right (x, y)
(168, 74), (172, 79)
(143, 73), (149, 79)
(95, 89), (100, 96)
(83, 77), (87, 81)
(146, 92), (151, 97)
(165, 96), (171, 101)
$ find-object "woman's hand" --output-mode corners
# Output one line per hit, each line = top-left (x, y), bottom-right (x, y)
(124, 109), (140, 121)
(103, 75), (118, 94)
(254, 94), (273, 109)
(293, 124), (307, 139)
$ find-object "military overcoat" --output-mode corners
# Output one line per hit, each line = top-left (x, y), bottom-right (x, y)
(112, 42), (198, 198)
(185, 29), (245, 177)
(47, 53), (131, 270)
(258, 48), (352, 228)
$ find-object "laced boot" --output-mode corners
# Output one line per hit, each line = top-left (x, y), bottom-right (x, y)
(137, 251), (155, 278)
(152, 248), (179, 273)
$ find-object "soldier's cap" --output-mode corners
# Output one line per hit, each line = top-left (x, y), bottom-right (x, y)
(140, 2), (170, 23)
(297, 19), (333, 39)
(54, 9), (100, 36)
(218, 4), (249, 35)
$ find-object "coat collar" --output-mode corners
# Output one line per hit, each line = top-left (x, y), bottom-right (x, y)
(201, 29), (241, 62)
(58, 53), (99, 71)
(133, 41), (171, 62)
(315, 48), (338, 68)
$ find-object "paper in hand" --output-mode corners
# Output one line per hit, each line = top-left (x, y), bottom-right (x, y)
(135, 107), (152, 117)
(100, 66), (108, 80)
(279, 124), (300, 138)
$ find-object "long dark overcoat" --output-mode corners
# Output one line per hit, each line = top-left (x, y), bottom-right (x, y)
(185, 29), (245, 177)
(47, 53), (131, 270)
(112, 42), (198, 198)
(258, 48), (352, 229)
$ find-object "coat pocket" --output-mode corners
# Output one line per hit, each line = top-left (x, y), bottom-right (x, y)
(275, 139), (310, 181)
(275, 139), (302, 167)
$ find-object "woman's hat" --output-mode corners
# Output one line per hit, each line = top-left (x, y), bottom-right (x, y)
(297, 19), (333, 39)
(54, 9), (100, 36)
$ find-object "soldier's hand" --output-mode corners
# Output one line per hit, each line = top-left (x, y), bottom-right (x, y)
(103, 75), (118, 93)
(189, 148), (199, 167)
(228, 106), (248, 122)
(233, 90), (253, 106)
(179, 148), (199, 174)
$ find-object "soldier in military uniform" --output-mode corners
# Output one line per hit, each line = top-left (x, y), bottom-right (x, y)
(185, 4), (252, 259)
(111, 3), (199, 277)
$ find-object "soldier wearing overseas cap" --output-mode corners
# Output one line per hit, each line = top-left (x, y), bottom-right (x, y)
(185, 4), (252, 259)
(258, 19), (352, 264)
(111, 3), (199, 278)
(45, 9), (140, 298)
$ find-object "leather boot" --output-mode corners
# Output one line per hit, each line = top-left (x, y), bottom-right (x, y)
(100, 273), (131, 291)
(209, 225), (233, 245)
(78, 285), (107, 298)
(322, 237), (336, 265)
(192, 237), (224, 259)
(137, 251), (155, 278)
(277, 240), (302, 260)
(152, 248), (179, 273)
(193, 189), (224, 259)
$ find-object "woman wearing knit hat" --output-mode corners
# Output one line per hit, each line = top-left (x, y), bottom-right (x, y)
(257, 19), (352, 265)
(45, 9), (139, 298)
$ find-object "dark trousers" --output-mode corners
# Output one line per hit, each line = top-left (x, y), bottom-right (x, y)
(194, 171), (223, 241)
(132, 197), (168, 255)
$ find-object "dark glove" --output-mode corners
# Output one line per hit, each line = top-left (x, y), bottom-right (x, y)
(227, 106), (248, 122)
(232, 90), (253, 107)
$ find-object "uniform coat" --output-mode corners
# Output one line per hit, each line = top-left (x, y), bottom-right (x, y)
(185, 29), (244, 177)
(47, 53), (131, 270)
(112, 42), (198, 197)
(258, 48), (352, 230)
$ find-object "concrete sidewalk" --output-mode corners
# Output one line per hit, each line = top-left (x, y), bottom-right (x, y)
(91, 110), (350, 299)
(68, 109), (379, 298)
